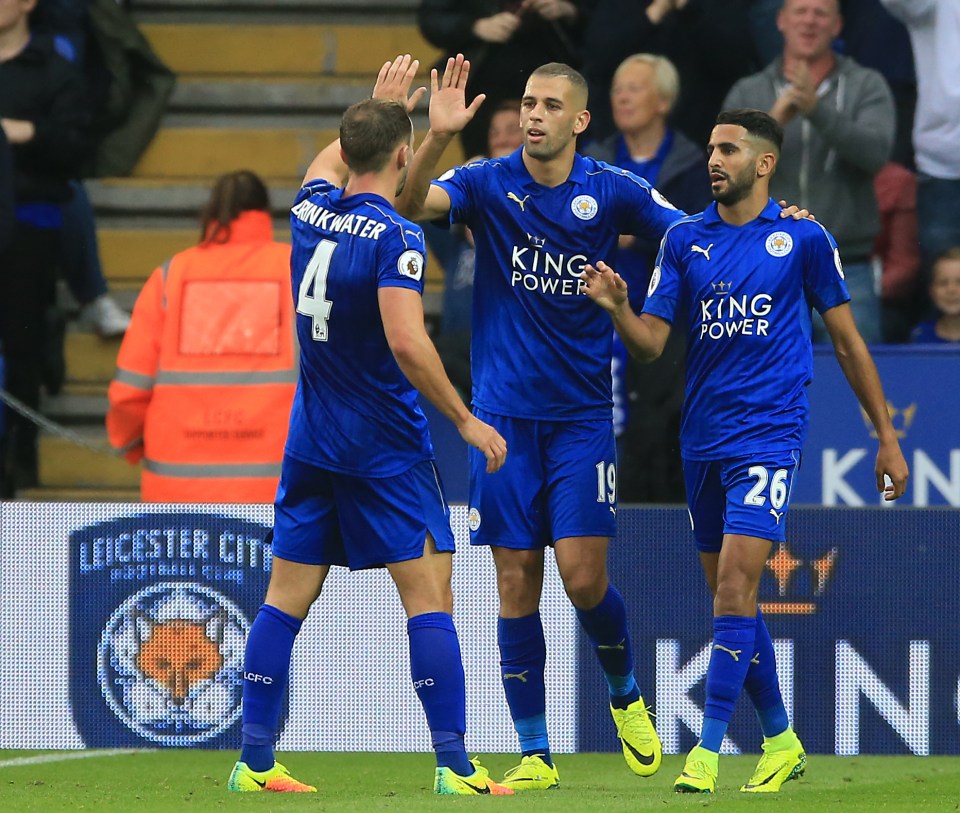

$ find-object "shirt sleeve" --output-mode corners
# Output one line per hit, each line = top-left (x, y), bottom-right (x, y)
(614, 168), (687, 241)
(431, 161), (480, 226)
(296, 178), (336, 205)
(378, 224), (427, 294)
(641, 227), (684, 325)
(802, 223), (851, 315)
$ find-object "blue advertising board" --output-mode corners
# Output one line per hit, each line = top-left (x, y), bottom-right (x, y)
(578, 506), (959, 755)
(795, 346), (960, 507)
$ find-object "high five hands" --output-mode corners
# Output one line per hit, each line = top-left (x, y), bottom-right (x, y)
(372, 52), (485, 135)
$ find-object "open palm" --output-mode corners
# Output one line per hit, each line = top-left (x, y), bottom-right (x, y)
(429, 54), (486, 136)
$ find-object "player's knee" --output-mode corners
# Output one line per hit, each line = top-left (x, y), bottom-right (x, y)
(561, 572), (606, 610)
(713, 578), (758, 616)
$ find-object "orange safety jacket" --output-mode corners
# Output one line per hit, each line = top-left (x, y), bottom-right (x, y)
(107, 210), (296, 502)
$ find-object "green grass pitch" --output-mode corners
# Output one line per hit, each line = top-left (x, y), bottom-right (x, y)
(2, 750), (958, 812)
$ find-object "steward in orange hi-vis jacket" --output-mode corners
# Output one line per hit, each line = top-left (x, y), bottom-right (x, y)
(107, 172), (296, 502)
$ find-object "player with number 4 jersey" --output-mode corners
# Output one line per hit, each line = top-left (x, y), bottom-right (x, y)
(229, 55), (510, 797)
(583, 109), (909, 795)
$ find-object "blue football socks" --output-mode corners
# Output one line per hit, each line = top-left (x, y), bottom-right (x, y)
(743, 608), (791, 738)
(575, 585), (640, 709)
(407, 612), (472, 777)
(240, 604), (302, 771)
(498, 613), (552, 765)
(700, 614), (757, 753)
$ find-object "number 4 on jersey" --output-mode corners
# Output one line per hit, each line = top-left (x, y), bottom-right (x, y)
(298, 239), (335, 341)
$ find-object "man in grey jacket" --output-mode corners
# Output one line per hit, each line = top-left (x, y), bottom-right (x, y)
(723, 0), (894, 343)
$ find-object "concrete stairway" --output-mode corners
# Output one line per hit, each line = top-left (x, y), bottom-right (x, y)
(28, 0), (460, 501)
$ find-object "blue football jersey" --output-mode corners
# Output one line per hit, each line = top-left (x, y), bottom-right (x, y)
(285, 179), (433, 477)
(433, 148), (683, 420)
(643, 199), (851, 459)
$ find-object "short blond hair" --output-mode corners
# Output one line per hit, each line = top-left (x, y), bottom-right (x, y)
(613, 53), (680, 112)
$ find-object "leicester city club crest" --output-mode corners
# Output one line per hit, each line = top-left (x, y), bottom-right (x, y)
(70, 512), (276, 747)
(571, 194), (599, 221)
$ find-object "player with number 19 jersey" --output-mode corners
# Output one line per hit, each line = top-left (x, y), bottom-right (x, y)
(285, 178), (433, 477)
(434, 149), (683, 419)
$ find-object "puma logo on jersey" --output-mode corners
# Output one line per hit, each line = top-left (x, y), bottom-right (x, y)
(769, 508), (785, 525)
(503, 670), (529, 682)
(691, 243), (714, 260)
(714, 644), (742, 662)
(507, 192), (530, 211)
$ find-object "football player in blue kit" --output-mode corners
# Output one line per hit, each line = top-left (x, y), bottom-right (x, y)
(228, 55), (512, 796)
(387, 61), (686, 789)
(583, 108), (909, 795)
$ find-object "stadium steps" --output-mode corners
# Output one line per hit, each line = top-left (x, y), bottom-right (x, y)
(38, 427), (141, 489)
(30, 3), (455, 501)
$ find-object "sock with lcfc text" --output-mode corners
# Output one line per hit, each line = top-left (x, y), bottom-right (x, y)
(743, 608), (791, 738)
(700, 614), (757, 752)
(408, 612), (472, 777)
(240, 604), (302, 772)
(575, 585), (641, 709)
(499, 613), (551, 765)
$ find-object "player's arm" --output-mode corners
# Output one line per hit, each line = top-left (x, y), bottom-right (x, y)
(821, 303), (909, 500)
(379, 287), (507, 473)
(582, 261), (671, 361)
(392, 54), (484, 222)
(301, 140), (348, 189)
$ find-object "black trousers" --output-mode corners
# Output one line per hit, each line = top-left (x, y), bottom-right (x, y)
(0, 222), (60, 494)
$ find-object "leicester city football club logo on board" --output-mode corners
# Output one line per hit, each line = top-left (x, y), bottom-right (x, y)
(571, 194), (599, 221)
(97, 582), (248, 745)
(765, 231), (794, 257)
(70, 511), (276, 748)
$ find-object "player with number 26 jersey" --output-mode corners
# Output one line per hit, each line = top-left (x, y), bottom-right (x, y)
(286, 178), (433, 477)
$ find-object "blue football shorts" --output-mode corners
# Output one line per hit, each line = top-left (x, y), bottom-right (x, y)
(683, 450), (802, 552)
(468, 408), (618, 549)
(272, 456), (455, 570)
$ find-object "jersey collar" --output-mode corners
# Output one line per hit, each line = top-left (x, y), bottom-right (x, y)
(509, 148), (588, 189)
(702, 197), (782, 226)
(331, 188), (393, 210)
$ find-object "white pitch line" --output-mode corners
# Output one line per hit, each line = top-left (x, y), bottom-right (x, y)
(0, 748), (157, 768)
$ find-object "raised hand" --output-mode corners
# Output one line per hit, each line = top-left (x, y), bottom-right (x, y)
(582, 261), (629, 314)
(372, 54), (427, 113)
(429, 53), (486, 136)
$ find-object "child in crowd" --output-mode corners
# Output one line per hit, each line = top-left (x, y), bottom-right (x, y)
(911, 248), (960, 344)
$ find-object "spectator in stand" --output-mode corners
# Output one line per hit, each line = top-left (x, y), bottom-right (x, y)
(910, 249), (960, 345)
(417, 0), (591, 157)
(874, 161), (921, 343)
(879, 1), (960, 273)
(107, 171), (296, 503)
(839, 0), (915, 168)
(723, 0), (894, 344)
(32, 0), (133, 338)
(427, 99), (524, 397)
(584, 53), (711, 502)
(0, 0), (90, 495)
(582, 0), (759, 146)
